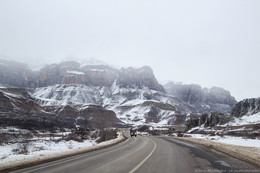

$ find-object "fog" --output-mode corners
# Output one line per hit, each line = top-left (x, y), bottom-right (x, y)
(1, 0), (260, 101)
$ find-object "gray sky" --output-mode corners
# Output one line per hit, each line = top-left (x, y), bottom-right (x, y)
(1, 0), (260, 101)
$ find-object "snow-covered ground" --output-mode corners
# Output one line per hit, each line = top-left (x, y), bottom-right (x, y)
(185, 134), (260, 148)
(0, 139), (96, 166)
(0, 129), (125, 171)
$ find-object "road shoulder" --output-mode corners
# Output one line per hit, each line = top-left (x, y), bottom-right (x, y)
(168, 136), (260, 170)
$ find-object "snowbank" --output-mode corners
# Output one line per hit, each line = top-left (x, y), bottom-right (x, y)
(172, 137), (260, 167)
(186, 134), (260, 148)
(0, 132), (126, 172)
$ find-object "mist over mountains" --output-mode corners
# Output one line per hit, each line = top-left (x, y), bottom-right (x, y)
(0, 58), (239, 127)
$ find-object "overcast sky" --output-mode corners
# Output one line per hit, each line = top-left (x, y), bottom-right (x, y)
(0, 0), (260, 101)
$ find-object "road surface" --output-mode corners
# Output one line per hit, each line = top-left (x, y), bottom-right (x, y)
(12, 136), (258, 173)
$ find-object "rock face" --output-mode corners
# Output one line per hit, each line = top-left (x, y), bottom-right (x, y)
(1, 59), (164, 93)
(231, 98), (260, 117)
(164, 82), (237, 114)
(38, 61), (118, 87)
(186, 112), (232, 130)
(0, 59), (36, 88)
(116, 66), (165, 93)
(44, 105), (124, 129)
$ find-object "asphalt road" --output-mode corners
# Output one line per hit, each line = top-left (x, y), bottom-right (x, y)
(11, 136), (246, 173)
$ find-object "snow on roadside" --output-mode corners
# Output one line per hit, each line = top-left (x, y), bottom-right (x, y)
(0, 139), (96, 166)
(0, 131), (125, 171)
(186, 134), (260, 148)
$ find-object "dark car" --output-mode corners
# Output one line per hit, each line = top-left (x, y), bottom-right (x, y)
(130, 129), (137, 137)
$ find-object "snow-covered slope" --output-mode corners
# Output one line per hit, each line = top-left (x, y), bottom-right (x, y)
(33, 83), (195, 126)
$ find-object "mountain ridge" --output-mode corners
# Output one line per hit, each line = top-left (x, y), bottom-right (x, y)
(0, 58), (238, 126)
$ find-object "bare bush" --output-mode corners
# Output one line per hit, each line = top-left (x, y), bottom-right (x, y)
(0, 133), (4, 145)
(96, 129), (117, 143)
(12, 142), (31, 155)
(62, 129), (90, 142)
(0, 133), (12, 145)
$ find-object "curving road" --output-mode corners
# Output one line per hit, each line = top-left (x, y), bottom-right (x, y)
(12, 136), (255, 173)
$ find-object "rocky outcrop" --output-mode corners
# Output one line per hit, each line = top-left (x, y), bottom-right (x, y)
(231, 98), (260, 117)
(186, 112), (233, 130)
(164, 82), (237, 114)
(44, 105), (124, 129)
(36, 61), (165, 93)
(116, 66), (165, 93)
(38, 61), (118, 87)
(0, 59), (36, 88)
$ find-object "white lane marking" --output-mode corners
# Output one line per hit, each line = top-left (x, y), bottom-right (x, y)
(129, 138), (157, 173)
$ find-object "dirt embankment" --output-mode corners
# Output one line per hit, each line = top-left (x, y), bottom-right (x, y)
(172, 137), (260, 167)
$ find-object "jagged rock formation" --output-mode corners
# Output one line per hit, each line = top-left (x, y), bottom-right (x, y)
(186, 112), (233, 130)
(164, 82), (237, 114)
(116, 66), (165, 93)
(43, 105), (123, 129)
(231, 98), (260, 117)
(1, 58), (165, 93)
(38, 61), (118, 87)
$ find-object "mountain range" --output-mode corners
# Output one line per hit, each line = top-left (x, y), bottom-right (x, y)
(1, 58), (251, 129)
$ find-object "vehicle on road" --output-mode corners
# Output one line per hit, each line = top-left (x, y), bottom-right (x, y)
(130, 129), (137, 137)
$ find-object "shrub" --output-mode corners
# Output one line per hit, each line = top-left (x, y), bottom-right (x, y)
(96, 129), (117, 143)
(12, 142), (31, 155)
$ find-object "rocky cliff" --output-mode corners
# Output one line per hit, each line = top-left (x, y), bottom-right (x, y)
(185, 112), (233, 130)
(38, 61), (118, 87)
(1, 59), (164, 93)
(116, 66), (165, 93)
(0, 58), (36, 88)
(231, 98), (260, 117)
(164, 82), (237, 114)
